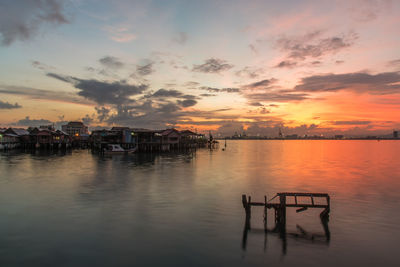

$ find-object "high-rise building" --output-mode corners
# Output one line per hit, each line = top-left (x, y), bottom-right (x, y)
(61, 121), (88, 136)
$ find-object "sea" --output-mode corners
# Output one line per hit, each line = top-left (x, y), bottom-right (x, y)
(1, 140), (399, 267)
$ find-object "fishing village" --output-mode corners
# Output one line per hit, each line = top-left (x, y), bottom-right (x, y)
(0, 121), (209, 153)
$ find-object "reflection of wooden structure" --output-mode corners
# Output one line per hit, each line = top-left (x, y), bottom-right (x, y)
(241, 192), (331, 254)
(241, 219), (330, 255)
(242, 193), (330, 230)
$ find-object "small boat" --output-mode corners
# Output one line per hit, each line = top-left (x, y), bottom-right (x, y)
(103, 144), (137, 154)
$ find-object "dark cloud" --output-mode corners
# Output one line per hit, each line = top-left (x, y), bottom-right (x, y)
(99, 56), (124, 69)
(336, 60), (345, 64)
(248, 102), (264, 107)
(104, 101), (183, 129)
(275, 60), (297, 68)
(150, 89), (183, 98)
(245, 92), (310, 102)
(245, 79), (277, 90)
(199, 86), (240, 93)
(192, 58), (234, 73)
(82, 114), (94, 125)
(177, 99), (197, 107)
(235, 67), (264, 79)
(182, 94), (198, 100)
(95, 106), (111, 122)
(249, 44), (258, 54)
(75, 80), (146, 105)
(136, 62), (154, 76)
(259, 107), (270, 114)
(14, 116), (52, 127)
(145, 89), (198, 101)
(213, 108), (231, 112)
(172, 32), (187, 45)
(200, 87), (219, 93)
(46, 72), (74, 83)
(0, 100), (22, 109)
(221, 88), (240, 93)
(275, 60), (322, 69)
(294, 71), (400, 94)
(276, 31), (357, 62)
(332, 120), (371, 125)
(94, 95), (198, 128)
(12, 116), (70, 129)
(0, 0), (68, 46)
(311, 61), (322, 65)
(47, 72), (147, 105)
(31, 60), (54, 70)
(0, 84), (93, 105)
(200, 93), (217, 97)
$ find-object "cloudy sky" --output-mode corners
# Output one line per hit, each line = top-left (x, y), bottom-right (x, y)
(0, 0), (399, 136)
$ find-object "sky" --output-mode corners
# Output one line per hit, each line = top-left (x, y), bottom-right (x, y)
(0, 0), (399, 137)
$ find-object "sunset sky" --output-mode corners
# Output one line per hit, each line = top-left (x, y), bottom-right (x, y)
(0, 0), (399, 136)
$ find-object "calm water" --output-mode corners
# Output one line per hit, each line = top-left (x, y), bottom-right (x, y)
(1, 140), (400, 266)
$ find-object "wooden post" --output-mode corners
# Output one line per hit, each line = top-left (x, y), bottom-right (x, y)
(320, 195), (330, 220)
(247, 196), (252, 219)
(264, 195), (268, 231)
(242, 194), (251, 219)
(242, 194), (251, 231)
(279, 194), (286, 229)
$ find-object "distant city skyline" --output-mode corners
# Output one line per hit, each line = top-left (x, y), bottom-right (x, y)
(1, 0), (400, 136)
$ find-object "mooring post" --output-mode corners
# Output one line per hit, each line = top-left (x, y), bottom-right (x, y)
(320, 195), (330, 220)
(279, 194), (286, 229)
(264, 195), (268, 231)
(242, 194), (251, 227)
(241, 194), (251, 250)
(247, 196), (252, 219)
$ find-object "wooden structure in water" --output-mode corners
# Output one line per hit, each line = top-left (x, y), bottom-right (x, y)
(242, 192), (330, 231)
(241, 192), (331, 254)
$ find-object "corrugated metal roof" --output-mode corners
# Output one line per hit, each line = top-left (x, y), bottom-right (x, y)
(4, 133), (19, 137)
(9, 128), (30, 136)
(162, 128), (180, 136)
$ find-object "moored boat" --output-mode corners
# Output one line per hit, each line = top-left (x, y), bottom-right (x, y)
(103, 144), (137, 154)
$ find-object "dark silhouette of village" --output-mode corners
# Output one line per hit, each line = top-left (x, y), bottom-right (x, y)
(1, 121), (399, 152)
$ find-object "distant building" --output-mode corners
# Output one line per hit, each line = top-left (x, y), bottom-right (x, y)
(335, 135), (344, 139)
(39, 125), (55, 131)
(62, 121), (88, 137)
(394, 131), (399, 139)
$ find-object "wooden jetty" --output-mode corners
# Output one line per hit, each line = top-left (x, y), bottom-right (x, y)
(242, 192), (330, 231)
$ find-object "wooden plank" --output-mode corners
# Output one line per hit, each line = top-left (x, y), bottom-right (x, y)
(278, 192), (329, 197)
(285, 204), (328, 208)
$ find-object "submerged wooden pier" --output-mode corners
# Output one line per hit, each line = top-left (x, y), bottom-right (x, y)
(241, 192), (331, 254)
(242, 192), (330, 231)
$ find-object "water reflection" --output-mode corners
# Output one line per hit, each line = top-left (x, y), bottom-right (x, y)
(242, 213), (330, 255)
(77, 151), (196, 202)
(1, 141), (400, 266)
